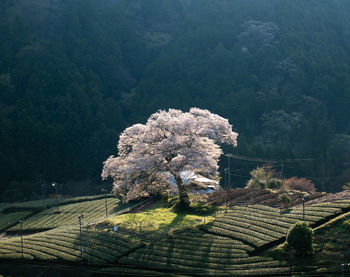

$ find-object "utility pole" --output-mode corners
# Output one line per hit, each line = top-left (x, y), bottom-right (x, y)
(225, 168), (228, 212)
(86, 223), (90, 266)
(102, 188), (108, 218)
(20, 220), (23, 258)
(281, 162), (284, 186)
(41, 183), (46, 209)
(78, 214), (84, 264)
(52, 182), (59, 213)
(227, 155), (231, 189)
(302, 195), (308, 220)
(341, 261), (348, 277)
(225, 154), (234, 211)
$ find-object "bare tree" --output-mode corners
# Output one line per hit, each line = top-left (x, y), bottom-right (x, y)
(102, 108), (238, 209)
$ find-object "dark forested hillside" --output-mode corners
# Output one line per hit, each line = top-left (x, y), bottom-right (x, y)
(1, 0), (350, 199)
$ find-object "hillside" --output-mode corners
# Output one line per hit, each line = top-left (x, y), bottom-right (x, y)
(0, 194), (349, 276)
(1, 0), (350, 198)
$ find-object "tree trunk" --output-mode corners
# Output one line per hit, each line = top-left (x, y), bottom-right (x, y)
(174, 173), (190, 210)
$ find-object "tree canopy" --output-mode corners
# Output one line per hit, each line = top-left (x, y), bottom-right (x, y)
(2, 0), (350, 198)
(102, 108), (238, 208)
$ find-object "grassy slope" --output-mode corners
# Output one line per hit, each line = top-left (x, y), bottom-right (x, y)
(267, 211), (350, 275)
(309, 212), (350, 273)
(102, 200), (216, 237)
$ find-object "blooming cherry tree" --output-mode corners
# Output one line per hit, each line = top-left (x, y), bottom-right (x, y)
(102, 108), (238, 209)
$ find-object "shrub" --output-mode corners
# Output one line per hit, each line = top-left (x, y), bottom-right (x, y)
(284, 177), (316, 192)
(246, 166), (282, 189)
(269, 178), (283, 189)
(279, 193), (291, 208)
(286, 222), (313, 256)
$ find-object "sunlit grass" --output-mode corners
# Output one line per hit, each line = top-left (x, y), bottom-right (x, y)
(104, 200), (217, 235)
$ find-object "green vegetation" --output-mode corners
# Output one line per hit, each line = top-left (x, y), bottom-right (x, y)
(0, 211), (32, 232)
(103, 200), (216, 236)
(0, 194), (115, 213)
(312, 214), (350, 267)
(246, 166), (282, 189)
(279, 193), (292, 208)
(2, 0), (350, 274)
(286, 222), (314, 256)
(7, 196), (140, 232)
(0, 226), (143, 264)
(2, 1), (350, 197)
(270, 211), (350, 274)
(202, 200), (350, 248)
(120, 229), (289, 276)
(0, 198), (350, 275)
(0, 198), (66, 213)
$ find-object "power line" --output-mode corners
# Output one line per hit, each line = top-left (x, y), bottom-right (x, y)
(226, 153), (315, 164)
(226, 154), (277, 163)
(228, 172), (251, 178)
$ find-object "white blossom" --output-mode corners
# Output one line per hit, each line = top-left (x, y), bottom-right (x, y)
(102, 108), (238, 202)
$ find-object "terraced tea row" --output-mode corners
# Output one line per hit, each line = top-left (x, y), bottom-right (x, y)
(0, 199), (66, 213)
(203, 200), (350, 247)
(120, 229), (289, 275)
(0, 195), (117, 214)
(8, 198), (138, 232)
(0, 211), (33, 232)
(1, 200), (349, 275)
(0, 226), (144, 264)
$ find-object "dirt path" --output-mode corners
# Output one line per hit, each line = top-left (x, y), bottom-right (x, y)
(297, 190), (350, 208)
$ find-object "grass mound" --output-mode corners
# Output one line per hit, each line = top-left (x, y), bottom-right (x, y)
(102, 200), (217, 237)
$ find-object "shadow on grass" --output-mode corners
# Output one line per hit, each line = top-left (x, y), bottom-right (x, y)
(110, 200), (135, 214)
(72, 225), (145, 265)
(280, 208), (292, 214)
(102, 198), (219, 239)
(170, 196), (218, 215)
(146, 200), (218, 236)
(141, 228), (240, 273)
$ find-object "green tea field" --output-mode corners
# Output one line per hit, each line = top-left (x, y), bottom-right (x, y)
(0, 195), (350, 276)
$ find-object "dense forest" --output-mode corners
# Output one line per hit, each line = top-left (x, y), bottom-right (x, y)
(1, 0), (350, 200)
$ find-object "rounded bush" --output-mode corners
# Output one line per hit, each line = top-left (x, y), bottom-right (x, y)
(286, 222), (313, 256)
(246, 166), (282, 189)
(270, 178), (283, 189)
(279, 193), (291, 208)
